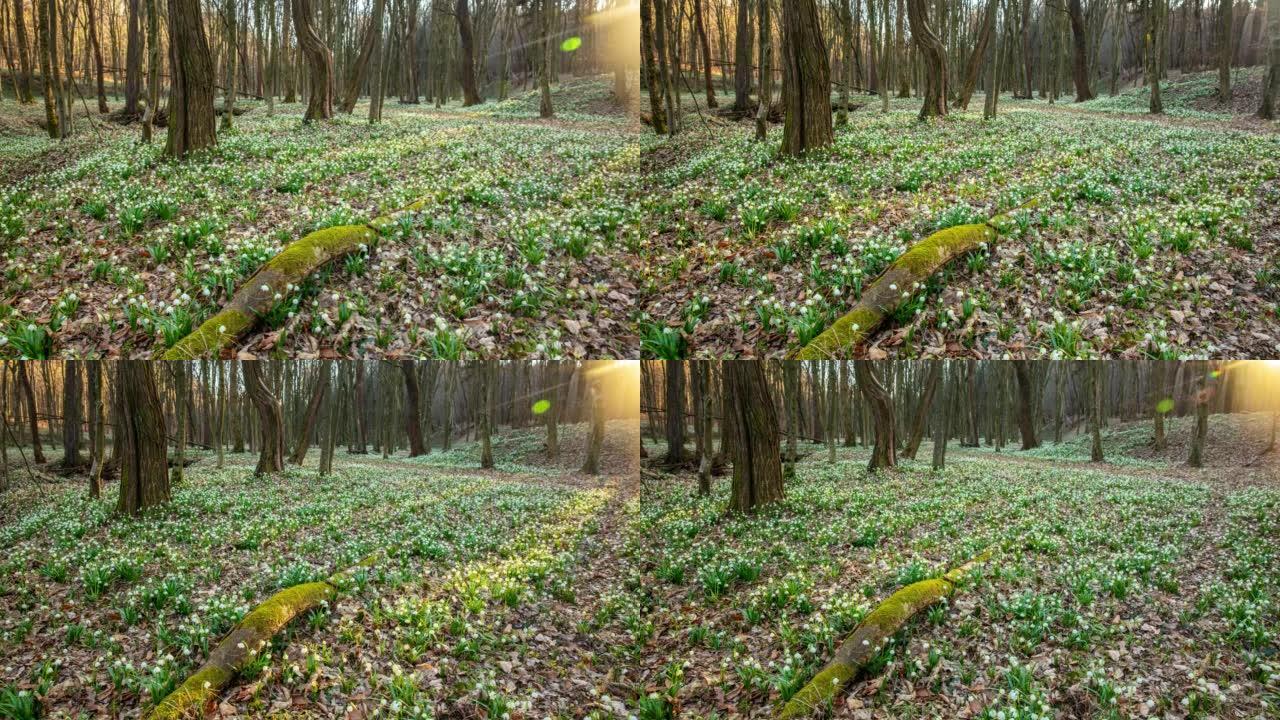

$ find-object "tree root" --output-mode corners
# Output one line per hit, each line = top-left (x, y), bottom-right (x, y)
(776, 551), (991, 720)
(792, 199), (1040, 360)
(146, 554), (379, 720)
(160, 201), (430, 359)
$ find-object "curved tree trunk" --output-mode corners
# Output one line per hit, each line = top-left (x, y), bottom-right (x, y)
(244, 361), (284, 475)
(293, 0), (334, 122)
(338, 0), (385, 112)
(116, 362), (169, 516)
(954, 0), (997, 110)
(907, 0), (948, 119)
(779, 0), (833, 155)
(289, 364), (330, 465)
(85, 0), (108, 112)
(165, 0), (217, 156)
(901, 361), (941, 459)
(725, 361), (783, 513)
(856, 361), (895, 470)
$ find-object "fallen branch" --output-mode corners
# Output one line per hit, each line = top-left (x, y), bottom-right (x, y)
(146, 555), (378, 720)
(776, 550), (991, 719)
(792, 199), (1041, 360)
(160, 202), (423, 359)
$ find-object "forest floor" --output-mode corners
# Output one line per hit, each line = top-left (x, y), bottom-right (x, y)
(638, 412), (1279, 719)
(0, 77), (650, 360)
(636, 71), (1280, 359)
(0, 419), (653, 719)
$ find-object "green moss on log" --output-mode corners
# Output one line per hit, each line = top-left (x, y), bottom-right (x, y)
(146, 581), (338, 720)
(161, 307), (255, 360)
(263, 225), (375, 277)
(775, 552), (990, 720)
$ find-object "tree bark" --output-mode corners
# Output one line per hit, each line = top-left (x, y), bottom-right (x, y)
(779, 0), (834, 154)
(1012, 361), (1040, 450)
(1067, 0), (1095, 101)
(1152, 360), (1167, 450)
(641, 0), (667, 132)
(293, 0), (334, 121)
(457, 0), (483, 106)
(664, 361), (686, 464)
(856, 361), (895, 470)
(289, 363), (330, 465)
(479, 361), (495, 469)
(931, 363), (949, 470)
(543, 361), (558, 458)
(902, 361), (940, 459)
(755, 0), (771, 140)
(1088, 362), (1103, 462)
(581, 362), (605, 475)
(61, 361), (85, 468)
(1259, 0), (1278, 119)
(907, 0), (948, 119)
(85, 0), (109, 112)
(17, 363), (44, 463)
(1218, 0), (1232, 102)
(339, 0), (385, 112)
(1188, 361), (1210, 467)
(732, 0), (752, 110)
(725, 361), (784, 514)
(955, 0), (997, 109)
(401, 360), (426, 457)
(694, 0), (718, 107)
(86, 360), (105, 497)
(116, 362), (169, 517)
(352, 359), (368, 452)
(244, 361), (284, 475)
(124, 0), (142, 115)
(166, 0), (217, 156)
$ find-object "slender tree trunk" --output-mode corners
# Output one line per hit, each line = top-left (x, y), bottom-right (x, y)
(457, 0), (482, 105)
(352, 359), (368, 452)
(1067, 0), (1094, 100)
(664, 361), (686, 464)
(932, 363), (949, 470)
(1260, 0), (1278, 118)
(543, 361), (558, 458)
(1218, 0), (1232, 101)
(1013, 361), (1040, 450)
(733, 0), (752, 110)
(641, 0), (667, 132)
(694, 0), (718, 107)
(86, 360), (104, 497)
(1152, 360), (1168, 450)
(11, 0), (34, 102)
(18, 363), (45, 463)
(172, 362), (188, 482)
(339, 0), (384, 112)
(695, 362), (713, 492)
(725, 361), (784, 513)
(479, 361), (495, 469)
(1088, 362), (1104, 462)
(955, 0), (997, 109)
(1188, 362), (1210, 467)
(62, 361), (84, 468)
(581, 362), (606, 475)
(140, 0), (160, 142)
(116, 362), (169, 516)
(85, 0), (108, 112)
(124, 0), (141, 114)
(755, 0), (771, 140)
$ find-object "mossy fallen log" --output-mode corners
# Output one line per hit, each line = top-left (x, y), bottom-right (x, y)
(792, 200), (1039, 360)
(147, 553), (380, 720)
(159, 197), (434, 359)
(776, 551), (991, 720)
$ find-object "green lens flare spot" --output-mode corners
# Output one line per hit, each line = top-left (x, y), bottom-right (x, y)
(532, 399), (551, 415)
(560, 36), (582, 52)
(1156, 398), (1174, 414)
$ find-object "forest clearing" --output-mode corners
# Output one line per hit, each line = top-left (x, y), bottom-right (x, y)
(1, 77), (650, 359)
(640, 359), (1279, 719)
(0, 360), (648, 719)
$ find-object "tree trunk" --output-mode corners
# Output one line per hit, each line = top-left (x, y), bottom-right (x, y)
(289, 364), (330, 464)
(1260, 0), (1278, 119)
(694, 0), (718, 107)
(85, 0), (109, 112)
(1147, 0), (1165, 113)
(856, 361), (895, 470)
(581, 362), (605, 475)
(641, 0), (667, 132)
(36, 0), (60, 138)
(140, 0), (160, 142)
(124, 0), (142, 114)
(293, 0), (334, 121)
(479, 361), (495, 469)
(401, 360), (426, 457)
(931, 363), (949, 470)
(1012, 361), (1040, 450)
(755, 0), (771, 140)
(222, 0), (238, 129)
(902, 361), (940, 459)
(1188, 362), (1210, 467)
(457, 0), (482, 105)
(1088, 362), (1103, 462)
(1067, 0), (1095, 100)
(367, 0), (386, 122)
(733, 0), (752, 110)
(725, 361), (784, 514)
(172, 362), (188, 482)
(339, 0), (384, 112)
(62, 361), (84, 468)
(543, 361), (558, 458)
(1218, 0), (1232, 102)
(780, 0), (834, 154)
(244, 361), (284, 475)
(955, 0), (997, 110)
(86, 360), (105, 497)
(166, 0), (217, 156)
(1152, 360), (1167, 450)
(17, 363), (45, 463)
(11, 0), (34, 103)
(694, 362), (713, 492)
(664, 360), (686, 464)
(319, 365), (339, 475)
(352, 359), (368, 452)
(907, 0), (947, 119)
(116, 362), (169, 517)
